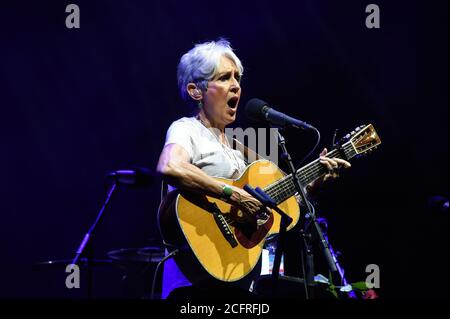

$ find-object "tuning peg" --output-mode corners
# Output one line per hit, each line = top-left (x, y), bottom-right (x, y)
(355, 127), (361, 131)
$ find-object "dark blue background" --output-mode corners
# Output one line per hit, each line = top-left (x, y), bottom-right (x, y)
(1, 0), (448, 299)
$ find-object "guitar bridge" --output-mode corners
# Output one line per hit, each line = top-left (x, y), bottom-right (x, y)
(210, 203), (238, 248)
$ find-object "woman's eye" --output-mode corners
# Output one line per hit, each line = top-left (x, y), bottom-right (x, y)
(218, 73), (240, 82)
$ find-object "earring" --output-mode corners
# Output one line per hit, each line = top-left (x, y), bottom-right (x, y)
(198, 100), (203, 108)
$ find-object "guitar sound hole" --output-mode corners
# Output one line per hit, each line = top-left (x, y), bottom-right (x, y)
(256, 209), (271, 226)
(227, 205), (271, 228)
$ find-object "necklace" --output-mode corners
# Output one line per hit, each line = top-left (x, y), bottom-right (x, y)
(195, 115), (245, 174)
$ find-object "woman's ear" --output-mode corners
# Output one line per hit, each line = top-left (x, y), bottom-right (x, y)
(187, 83), (203, 101)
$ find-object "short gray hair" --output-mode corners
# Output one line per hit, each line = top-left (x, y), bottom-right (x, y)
(177, 39), (244, 101)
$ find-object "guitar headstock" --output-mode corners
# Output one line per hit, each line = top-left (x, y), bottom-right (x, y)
(341, 124), (381, 156)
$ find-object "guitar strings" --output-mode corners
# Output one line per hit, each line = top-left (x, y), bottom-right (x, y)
(264, 147), (343, 193)
(264, 144), (355, 202)
(299, 144), (354, 183)
(265, 150), (340, 198)
(266, 150), (347, 200)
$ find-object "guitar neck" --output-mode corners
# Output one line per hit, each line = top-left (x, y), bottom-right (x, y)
(263, 140), (357, 204)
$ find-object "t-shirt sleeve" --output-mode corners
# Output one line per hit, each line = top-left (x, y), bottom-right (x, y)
(164, 120), (194, 159)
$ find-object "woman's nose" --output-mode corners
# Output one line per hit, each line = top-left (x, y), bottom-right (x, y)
(230, 79), (240, 93)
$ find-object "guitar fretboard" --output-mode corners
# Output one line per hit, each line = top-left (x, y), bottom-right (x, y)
(263, 141), (356, 204)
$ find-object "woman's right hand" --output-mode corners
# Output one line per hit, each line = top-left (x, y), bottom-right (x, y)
(228, 186), (266, 225)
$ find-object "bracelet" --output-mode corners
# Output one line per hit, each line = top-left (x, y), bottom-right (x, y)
(221, 184), (233, 200)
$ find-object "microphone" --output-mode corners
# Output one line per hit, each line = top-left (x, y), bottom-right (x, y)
(106, 167), (154, 186)
(245, 98), (315, 130)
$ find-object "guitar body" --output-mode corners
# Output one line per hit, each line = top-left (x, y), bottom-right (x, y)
(158, 160), (300, 282)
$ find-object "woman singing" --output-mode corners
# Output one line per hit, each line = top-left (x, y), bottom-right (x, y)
(156, 39), (350, 299)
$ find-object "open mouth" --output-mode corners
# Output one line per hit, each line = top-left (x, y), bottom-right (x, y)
(227, 96), (239, 109)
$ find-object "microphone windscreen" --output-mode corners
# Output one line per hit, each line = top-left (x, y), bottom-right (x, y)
(106, 167), (154, 187)
(245, 98), (269, 122)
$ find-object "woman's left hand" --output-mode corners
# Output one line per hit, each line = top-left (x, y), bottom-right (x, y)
(308, 148), (351, 192)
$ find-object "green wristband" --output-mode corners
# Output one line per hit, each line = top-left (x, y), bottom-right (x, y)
(222, 185), (233, 199)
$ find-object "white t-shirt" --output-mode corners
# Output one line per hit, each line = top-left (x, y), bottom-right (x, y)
(161, 116), (250, 299)
(164, 116), (248, 180)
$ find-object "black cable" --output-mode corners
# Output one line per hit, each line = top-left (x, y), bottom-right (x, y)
(299, 237), (309, 299)
(150, 249), (179, 300)
(297, 127), (321, 167)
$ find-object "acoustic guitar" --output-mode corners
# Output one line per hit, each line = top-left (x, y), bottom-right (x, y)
(158, 124), (381, 282)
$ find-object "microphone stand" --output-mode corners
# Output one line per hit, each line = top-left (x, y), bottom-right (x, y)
(276, 130), (337, 299)
(72, 181), (118, 298)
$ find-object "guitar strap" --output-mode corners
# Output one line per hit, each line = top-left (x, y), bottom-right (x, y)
(231, 137), (266, 164)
